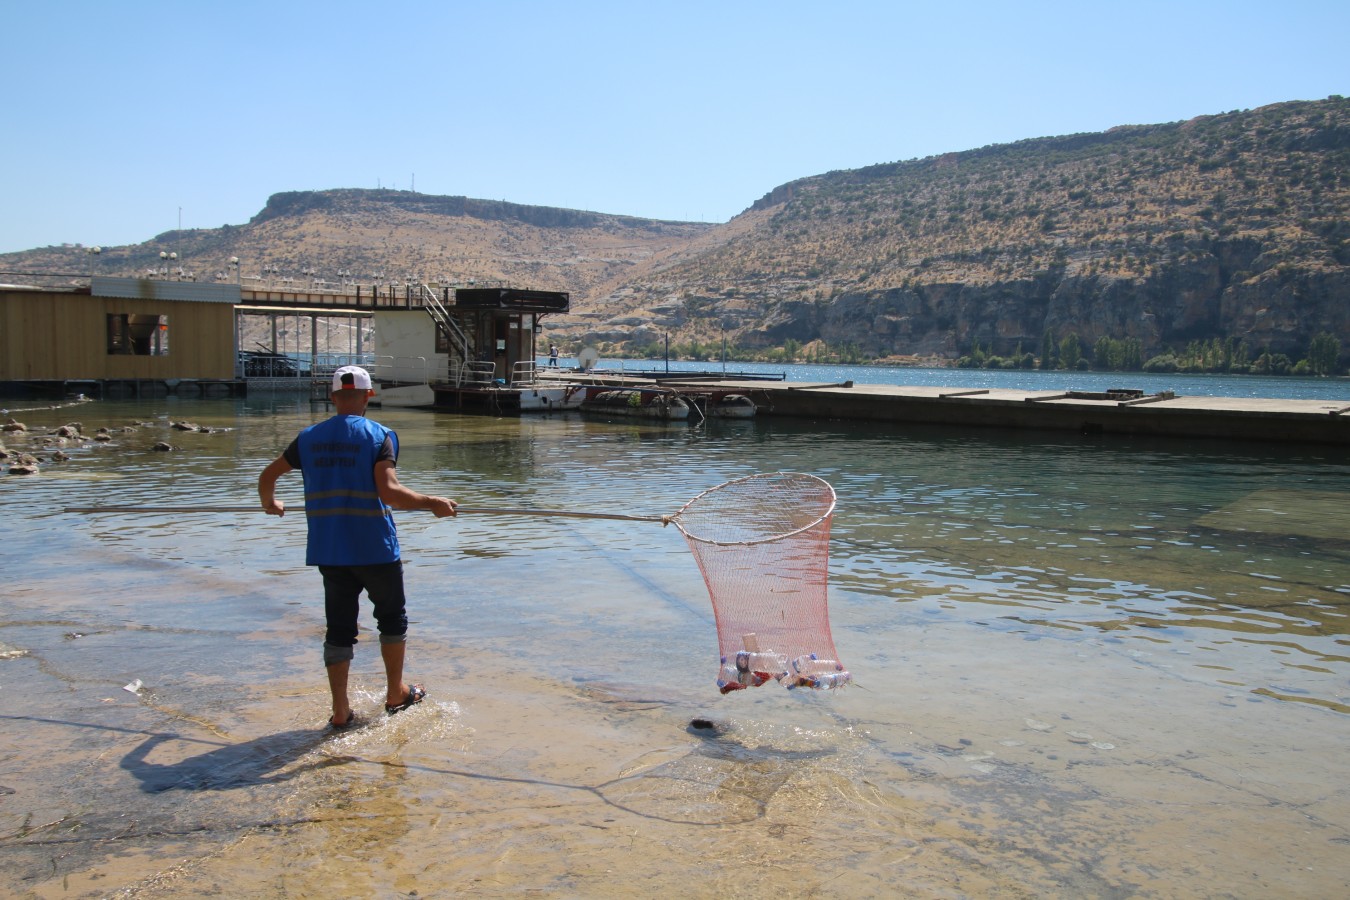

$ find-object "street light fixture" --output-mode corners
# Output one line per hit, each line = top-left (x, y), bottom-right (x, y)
(159, 251), (178, 279)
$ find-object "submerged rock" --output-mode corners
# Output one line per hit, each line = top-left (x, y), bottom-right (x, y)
(169, 421), (227, 434)
(8, 453), (39, 474)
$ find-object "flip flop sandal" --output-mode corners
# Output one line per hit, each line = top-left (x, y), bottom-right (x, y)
(328, 711), (359, 730)
(386, 683), (426, 715)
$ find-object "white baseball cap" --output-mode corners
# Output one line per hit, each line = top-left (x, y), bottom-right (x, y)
(331, 365), (374, 394)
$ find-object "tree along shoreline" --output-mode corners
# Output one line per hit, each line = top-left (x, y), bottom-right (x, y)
(573, 331), (1345, 377)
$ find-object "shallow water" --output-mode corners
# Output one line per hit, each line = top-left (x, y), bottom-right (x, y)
(2, 394), (1349, 897)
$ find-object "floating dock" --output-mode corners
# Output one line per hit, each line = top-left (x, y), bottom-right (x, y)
(540, 371), (1350, 445)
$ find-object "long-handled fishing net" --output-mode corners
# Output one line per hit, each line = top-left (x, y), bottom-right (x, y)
(66, 471), (849, 693)
(660, 472), (849, 693)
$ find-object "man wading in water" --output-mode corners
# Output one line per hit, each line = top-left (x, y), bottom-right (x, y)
(258, 365), (457, 729)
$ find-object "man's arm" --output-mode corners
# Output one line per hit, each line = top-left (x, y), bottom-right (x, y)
(374, 461), (457, 517)
(258, 456), (294, 516)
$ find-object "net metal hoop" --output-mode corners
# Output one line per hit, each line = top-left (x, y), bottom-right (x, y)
(666, 472), (836, 547)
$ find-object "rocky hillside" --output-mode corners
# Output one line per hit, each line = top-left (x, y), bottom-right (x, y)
(1, 189), (715, 305)
(4, 97), (1346, 364)
(553, 96), (1349, 363)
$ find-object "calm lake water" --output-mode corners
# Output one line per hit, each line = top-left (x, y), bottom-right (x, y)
(2, 376), (1348, 896)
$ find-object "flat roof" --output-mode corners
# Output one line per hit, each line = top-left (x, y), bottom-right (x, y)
(455, 288), (570, 312)
(235, 305), (370, 316)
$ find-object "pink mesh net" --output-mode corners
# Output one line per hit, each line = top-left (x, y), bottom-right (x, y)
(667, 473), (849, 693)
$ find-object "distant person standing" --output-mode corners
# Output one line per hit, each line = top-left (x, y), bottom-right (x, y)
(258, 365), (457, 729)
(548, 343), (559, 367)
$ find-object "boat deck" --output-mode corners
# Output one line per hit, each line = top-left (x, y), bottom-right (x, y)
(428, 380), (584, 414)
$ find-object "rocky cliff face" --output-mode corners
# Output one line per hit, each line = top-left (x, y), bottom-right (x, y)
(786, 249), (1350, 360)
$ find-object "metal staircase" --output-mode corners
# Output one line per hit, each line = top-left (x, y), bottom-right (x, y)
(419, 285), (471, 384)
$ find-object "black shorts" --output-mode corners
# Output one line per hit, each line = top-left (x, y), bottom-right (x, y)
(318, 561), (407, 647)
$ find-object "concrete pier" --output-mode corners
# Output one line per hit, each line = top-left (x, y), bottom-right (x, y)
(541, 371), (1350, 445)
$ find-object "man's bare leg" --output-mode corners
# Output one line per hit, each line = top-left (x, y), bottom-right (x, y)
(381, 639), (408, 708)
(327, 660), (352, 723)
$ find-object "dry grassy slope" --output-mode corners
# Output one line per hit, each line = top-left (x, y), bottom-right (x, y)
(558, 97), (1349, 358)
(1, 189), (717, 306)
(549, 207), (774, 338)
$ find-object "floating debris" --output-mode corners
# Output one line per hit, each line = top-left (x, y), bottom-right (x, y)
(123, 679), (144, 694)
(0, 641), (31, 660)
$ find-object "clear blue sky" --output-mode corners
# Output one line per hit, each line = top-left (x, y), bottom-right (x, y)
(3, 0), (1346, 254)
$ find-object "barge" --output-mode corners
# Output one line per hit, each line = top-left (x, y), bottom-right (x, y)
(538, 371), (1350, 445)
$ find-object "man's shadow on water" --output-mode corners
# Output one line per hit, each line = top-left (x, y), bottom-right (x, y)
(10, 715), (823, 826)
(120, 730), (350, 793)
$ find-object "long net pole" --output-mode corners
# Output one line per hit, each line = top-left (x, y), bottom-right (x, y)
(63, 505), (668, 524)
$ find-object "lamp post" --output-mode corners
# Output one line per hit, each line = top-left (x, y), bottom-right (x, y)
(722, 322), (727, 376)
(229, 257), (240, 285)
(87, 246), (101, 283)
(159, 251), (178, 279)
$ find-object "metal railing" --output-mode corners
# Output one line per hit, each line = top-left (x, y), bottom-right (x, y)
(375, 355), (433, 386)
(459, 361), (497, 387)
(510, 360), (540, 387)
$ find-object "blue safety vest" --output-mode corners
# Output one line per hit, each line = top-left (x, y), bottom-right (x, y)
(295, 415), (400, 566)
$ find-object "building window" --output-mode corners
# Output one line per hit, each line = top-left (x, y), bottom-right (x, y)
(107, 314), (169, 356)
